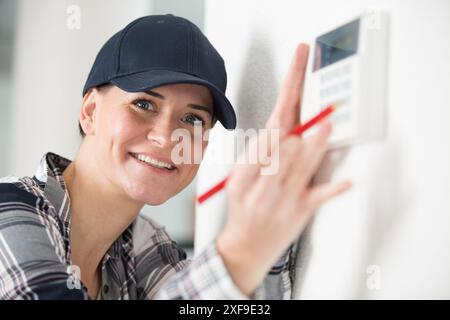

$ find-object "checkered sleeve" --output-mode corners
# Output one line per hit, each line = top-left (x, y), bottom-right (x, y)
(153, 241), (251, 299)
(151, 240), (294, 300)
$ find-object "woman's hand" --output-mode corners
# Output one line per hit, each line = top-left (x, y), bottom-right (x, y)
(216, 43), (352, 296)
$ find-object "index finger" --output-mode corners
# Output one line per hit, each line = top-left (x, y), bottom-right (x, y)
(265, 43), (309, 135)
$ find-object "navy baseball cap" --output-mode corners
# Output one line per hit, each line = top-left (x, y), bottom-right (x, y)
(82, 14), (236, 129)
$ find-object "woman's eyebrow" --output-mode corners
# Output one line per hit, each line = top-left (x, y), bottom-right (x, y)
(187, 104), (212, 116)
(145, 90), (212, 116)
(145, 90), (165, 100)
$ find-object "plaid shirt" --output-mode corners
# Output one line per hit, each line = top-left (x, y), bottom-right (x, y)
(0, 152), (295, 300)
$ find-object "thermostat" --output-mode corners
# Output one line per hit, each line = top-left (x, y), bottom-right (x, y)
(301, 9), (389, 149)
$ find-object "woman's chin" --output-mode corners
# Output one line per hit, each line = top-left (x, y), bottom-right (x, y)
(134, 190), (171, 206)
(143, 196), (169, 206)
(123, 182), (172, 206)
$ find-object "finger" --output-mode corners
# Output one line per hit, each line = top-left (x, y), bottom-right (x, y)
(304, 180), (353, 210)
(285, 121), (332, 192)
(266, 43), (309, 134)
(227, 131), (272, 196)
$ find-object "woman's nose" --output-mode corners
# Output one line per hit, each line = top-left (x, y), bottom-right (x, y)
(146, 116), (176, 148)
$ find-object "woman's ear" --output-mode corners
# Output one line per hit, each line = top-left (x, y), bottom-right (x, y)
(79, 88), (98, 136)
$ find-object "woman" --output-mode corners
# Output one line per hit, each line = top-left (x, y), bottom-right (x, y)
(0, 14), (351, 299)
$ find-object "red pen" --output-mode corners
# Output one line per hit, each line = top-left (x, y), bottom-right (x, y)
(197, 104), (338, 204)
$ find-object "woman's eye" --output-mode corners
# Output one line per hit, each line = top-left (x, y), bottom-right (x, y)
(133, 99), (156, 111)
(184, 114), (205, 126)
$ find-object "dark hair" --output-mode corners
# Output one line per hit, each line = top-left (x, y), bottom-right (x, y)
(78, 85), (218, 139)
(78, 122), (85, 138)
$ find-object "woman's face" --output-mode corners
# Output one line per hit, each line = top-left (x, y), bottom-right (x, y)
(83, 83), (214, 205)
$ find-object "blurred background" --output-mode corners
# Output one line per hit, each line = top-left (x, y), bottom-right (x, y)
(1, 0), (449, 299)
(0, 0), (206, 256)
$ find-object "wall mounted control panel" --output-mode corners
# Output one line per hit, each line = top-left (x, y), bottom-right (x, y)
(301, 9), (389, 149)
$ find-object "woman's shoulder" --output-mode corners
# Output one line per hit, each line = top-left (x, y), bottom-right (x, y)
(0, 175), (44, 205)
(0, 174), (63, 236)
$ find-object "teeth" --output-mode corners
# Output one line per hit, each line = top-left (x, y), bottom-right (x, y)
(135, 154), (173, 170)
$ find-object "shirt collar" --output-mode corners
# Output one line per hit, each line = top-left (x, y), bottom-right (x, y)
(35, 152), (72, 224)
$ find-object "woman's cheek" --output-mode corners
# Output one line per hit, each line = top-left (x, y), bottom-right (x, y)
(112, 109), (147, 148)
(178, 163), (201, 192)
(112, 109), (137, 136)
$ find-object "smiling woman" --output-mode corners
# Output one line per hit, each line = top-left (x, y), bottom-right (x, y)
(75, 83), (214, 206)
(0, 14), (351, 300)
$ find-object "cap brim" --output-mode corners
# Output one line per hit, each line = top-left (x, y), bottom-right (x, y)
(110, 70), (236, 129)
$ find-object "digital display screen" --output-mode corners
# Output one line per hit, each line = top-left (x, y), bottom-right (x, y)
(313, 19), (360, 71)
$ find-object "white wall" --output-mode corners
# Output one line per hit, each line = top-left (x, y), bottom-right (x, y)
(0, 75), (12, 176)
(7, 0), (152, 176)
(0, 0), (16, 177)
(197, 0), (450, 298)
